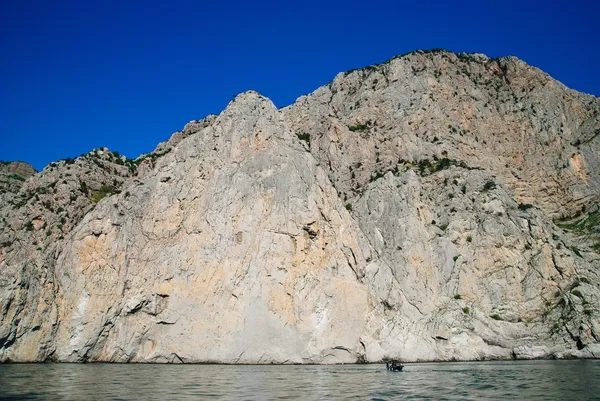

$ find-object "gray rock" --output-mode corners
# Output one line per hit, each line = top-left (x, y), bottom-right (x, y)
(1, 51), (599, 363)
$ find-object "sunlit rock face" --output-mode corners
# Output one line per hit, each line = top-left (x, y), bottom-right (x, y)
(1, 50), (599, 363)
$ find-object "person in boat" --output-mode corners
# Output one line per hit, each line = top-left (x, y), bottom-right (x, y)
(388, 360), (404, 371)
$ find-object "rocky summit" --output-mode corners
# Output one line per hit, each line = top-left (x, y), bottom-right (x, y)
(1, 49), (599, 363)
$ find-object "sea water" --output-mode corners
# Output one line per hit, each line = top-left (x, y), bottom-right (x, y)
(0, 360), (598, 400)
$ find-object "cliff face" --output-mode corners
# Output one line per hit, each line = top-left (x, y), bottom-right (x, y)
(1, 50), (599, 363)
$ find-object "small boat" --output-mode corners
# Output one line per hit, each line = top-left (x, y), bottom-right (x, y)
(386, 361), (404, 372)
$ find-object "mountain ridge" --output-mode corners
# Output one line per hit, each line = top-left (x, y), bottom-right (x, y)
(1, 49), (599, 363)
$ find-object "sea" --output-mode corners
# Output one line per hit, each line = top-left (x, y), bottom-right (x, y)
(0, 360), (598, 400)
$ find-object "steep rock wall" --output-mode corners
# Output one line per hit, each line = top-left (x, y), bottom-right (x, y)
(1, 51), (599, 362)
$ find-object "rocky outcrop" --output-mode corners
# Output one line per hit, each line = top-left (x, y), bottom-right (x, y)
(1, 50), (599, 363)
(283, 51), (600, 218)
(0, 161), (36, 206)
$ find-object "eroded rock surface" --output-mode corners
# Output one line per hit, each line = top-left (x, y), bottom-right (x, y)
(1, 50), (599, 363)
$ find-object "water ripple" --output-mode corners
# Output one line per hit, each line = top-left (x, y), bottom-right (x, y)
(0, 360), (599, 400)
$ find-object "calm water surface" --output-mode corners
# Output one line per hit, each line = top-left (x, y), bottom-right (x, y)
(0, 360), (598, 400)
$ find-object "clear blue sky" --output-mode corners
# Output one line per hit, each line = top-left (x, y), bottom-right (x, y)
(1, 0), (598, 171)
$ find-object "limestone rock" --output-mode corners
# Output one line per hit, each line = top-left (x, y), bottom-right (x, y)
(1, 51), (599, 363)
(0, 161), (36, 207)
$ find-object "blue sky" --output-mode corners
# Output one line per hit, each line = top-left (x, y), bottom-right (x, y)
(1, 0), (598, 171)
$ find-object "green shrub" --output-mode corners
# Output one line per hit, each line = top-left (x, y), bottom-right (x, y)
(296, 132), (310, 147)
(415, 158), (470, 176)
(483, 180), (496, 191)
(490, 314), (503, 321)
(79, 181), (89, 195)
(370, 171), (384, 182)
(90, 185), (120, 203)
(345, 203), (352, 211)
(348, 124), (368, 132)
(7, 174), (25, 182)
(454, 294), (461, 299)
(466, 235), (472, 242)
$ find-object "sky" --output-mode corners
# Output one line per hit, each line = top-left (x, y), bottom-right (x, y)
(1, 0), (598, 171)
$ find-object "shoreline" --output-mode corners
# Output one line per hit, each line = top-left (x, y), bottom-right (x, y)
(1, 357), (599, 365)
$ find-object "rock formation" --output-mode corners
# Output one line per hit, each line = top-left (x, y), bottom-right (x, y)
(1, 49), (599, 363)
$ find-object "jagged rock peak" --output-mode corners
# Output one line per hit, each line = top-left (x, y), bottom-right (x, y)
(226, 90), (277, 114)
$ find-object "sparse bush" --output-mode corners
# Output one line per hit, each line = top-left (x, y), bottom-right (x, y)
(79, 181), (88, 195)
(483, 180), (496, 191)
(490, 314), (503, 321)
(295, 132), (311, 148)
(370, 171), (384, 182)
(349, 124), (368, 132)
(7, 174), (25, 182)
(518, 203), (534, 210)
(91, 185), (120, 203)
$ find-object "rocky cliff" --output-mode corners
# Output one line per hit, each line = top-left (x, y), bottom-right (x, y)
(1, 49), (599, 363)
